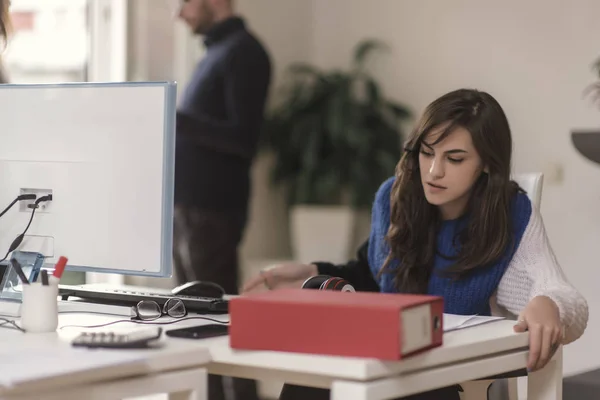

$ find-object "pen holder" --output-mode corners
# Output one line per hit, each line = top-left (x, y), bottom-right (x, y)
(20, 281), (59, 333)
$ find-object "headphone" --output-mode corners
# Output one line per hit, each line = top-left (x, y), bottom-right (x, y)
(301, 275), (356, 292)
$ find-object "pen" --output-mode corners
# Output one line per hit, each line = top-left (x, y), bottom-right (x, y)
(41, 269), (49, 286)
(10, 258), (29, 285)
(52, 256), (68, 279)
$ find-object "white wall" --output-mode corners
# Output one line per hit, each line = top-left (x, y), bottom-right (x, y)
(236, 0), (314, 261)
(311, 0), (599, 377)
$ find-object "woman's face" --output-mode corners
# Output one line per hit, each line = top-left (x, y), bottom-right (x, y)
(419, 124), (486, 220)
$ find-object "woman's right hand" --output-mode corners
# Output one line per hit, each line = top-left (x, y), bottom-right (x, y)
(241, 262), (319, 294)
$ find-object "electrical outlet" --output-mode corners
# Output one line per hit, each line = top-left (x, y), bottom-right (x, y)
(19, 188), (53, 213)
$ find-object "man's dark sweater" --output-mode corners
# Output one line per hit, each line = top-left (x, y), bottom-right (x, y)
(175, 17), (271, 210)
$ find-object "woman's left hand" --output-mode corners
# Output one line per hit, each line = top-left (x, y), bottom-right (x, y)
(513, 295), (563, 372)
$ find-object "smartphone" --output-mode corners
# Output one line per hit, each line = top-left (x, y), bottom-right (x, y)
(166, 324), (229, 339)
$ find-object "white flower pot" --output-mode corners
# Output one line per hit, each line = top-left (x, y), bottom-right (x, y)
(290, 205), (355, 264)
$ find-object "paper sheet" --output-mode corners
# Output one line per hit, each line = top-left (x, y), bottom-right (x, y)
(0, 347), (144, 388)
(443, 313), (505, 332)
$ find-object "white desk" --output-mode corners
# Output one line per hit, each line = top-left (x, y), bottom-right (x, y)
(62, 312), (560, 400)
(0, 311), (212, 400)
(0, 307), (562, 400)
(205, 319), (562, 400)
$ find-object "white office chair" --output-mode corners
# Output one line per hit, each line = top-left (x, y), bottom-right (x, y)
(513, 173), (544, 209)
(458, 173), (544, 400)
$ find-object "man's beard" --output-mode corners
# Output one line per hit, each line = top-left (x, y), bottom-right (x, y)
(193, 3), (215, 35)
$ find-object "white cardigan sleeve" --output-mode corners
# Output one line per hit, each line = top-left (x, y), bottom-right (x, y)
(496, 204), (588, 344)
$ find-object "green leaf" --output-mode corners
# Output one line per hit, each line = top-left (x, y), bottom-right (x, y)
(352, 39), (389, 70)
(365, 77), (382, 106)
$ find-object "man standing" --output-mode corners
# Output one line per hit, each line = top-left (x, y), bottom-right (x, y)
(174, 0), (271, 399)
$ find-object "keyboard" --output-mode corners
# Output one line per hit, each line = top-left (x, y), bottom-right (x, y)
(58, 284), (229, 314)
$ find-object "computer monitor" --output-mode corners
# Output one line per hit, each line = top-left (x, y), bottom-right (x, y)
(0, 81), (176, 278)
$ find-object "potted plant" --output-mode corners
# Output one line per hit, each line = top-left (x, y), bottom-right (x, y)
(583, 57), (600, 106)
(260, 39), (412, 263)
(572, 57), (600, 165)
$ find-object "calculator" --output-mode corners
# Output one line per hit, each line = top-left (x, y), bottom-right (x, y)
(71, 327), (163, 349)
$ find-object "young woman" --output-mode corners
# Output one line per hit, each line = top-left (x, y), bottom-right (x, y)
(242, 88), (588, 400)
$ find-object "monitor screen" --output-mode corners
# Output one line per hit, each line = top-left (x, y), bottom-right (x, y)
(0, 81), (176, 278)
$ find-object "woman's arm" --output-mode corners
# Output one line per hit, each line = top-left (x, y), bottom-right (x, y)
(312, 240), (380, 292)
(309, 178), (395, 293)
(496, 205), (588, 344)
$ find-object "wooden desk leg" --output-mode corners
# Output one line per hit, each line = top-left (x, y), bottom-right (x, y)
(527, 346), (563, 400)
(168, 368), (208, 400)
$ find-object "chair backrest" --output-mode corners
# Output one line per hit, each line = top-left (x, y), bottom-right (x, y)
(512, 173), (544, 208)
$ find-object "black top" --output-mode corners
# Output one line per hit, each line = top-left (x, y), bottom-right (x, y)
(313, 239), (381, 292)
(175, 16), (272, 209)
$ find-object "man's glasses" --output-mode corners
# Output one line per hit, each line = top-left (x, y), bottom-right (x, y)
(0, 317), (24, 332)
(131, 298), (187, 321)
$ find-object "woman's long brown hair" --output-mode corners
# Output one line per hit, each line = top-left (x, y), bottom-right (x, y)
(381, 88), (522, 294)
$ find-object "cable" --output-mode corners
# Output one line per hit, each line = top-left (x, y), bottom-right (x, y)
(58, 315), (230, 330)
(0, 194), (37, 220)
(0, 194), (52, 263)
(22, 194), (52, 236)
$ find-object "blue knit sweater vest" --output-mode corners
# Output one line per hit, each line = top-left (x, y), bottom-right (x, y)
(368, 177), (531, 316)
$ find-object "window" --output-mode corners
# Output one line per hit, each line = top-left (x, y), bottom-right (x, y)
(4, 0), (89, 83)
(3, 0), (127, 84)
